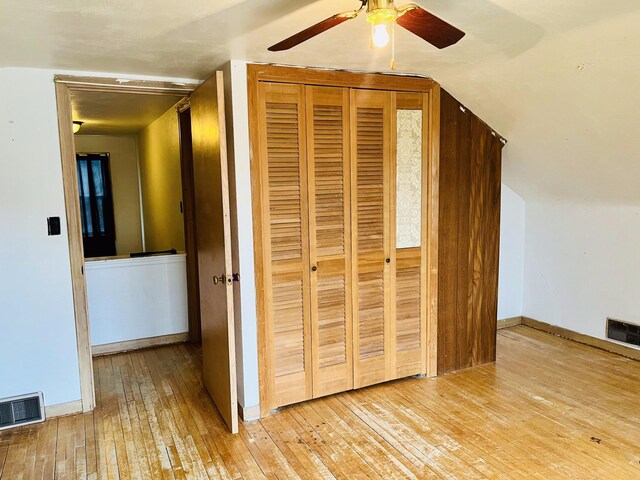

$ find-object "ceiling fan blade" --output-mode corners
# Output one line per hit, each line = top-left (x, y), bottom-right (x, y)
(396, 4), (465, 49)
(268, 13), (357, 51)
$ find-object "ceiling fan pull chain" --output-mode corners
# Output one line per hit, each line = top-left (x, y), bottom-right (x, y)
(390, 21), (396, 70)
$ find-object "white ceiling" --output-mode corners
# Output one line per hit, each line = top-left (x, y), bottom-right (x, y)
(71, 90), (184, 135)
(2, 0), (640, 203)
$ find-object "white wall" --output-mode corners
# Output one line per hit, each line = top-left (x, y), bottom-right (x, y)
(74, 135), (143, 255)
(224, 60), (260, 416)
(0, 67), (198, 409)
(85, 255), (188, 346)
(0, 68), (81, 406)
(497, 184), (526, 319)
(523, 200), (640, 347)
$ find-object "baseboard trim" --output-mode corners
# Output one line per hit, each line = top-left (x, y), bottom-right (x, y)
(45, 399), (83, 419)
(497, 316), (523, 329)
(521, 316), (640, 362)
(239, 403), (260, 423)
(92, 332), (189, 356)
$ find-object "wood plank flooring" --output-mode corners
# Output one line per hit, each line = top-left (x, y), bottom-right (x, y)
(1, 325), (640, 479)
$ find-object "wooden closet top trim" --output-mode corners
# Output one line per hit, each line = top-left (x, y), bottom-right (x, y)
(248, 64), (438, 93)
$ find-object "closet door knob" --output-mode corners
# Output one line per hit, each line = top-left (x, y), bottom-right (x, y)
(311, 265), (318, 272)
(385, 258), (391, 263)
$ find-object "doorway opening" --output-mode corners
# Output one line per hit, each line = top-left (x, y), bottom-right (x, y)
(55, 77), (198, 412)
(56, 73), (239, 433)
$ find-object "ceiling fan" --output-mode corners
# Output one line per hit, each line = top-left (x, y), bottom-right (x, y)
(268, 0), (465, 54)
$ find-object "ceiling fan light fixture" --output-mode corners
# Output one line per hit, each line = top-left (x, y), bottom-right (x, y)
(371, 23), (391, 48)
(366, 0), (397, 49)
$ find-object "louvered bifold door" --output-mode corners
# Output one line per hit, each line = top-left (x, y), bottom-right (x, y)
(393, 93), (429, 378)
(257, 82), (312, 408)
(351, 89), (393, 388)
(305, 86), (353, 398)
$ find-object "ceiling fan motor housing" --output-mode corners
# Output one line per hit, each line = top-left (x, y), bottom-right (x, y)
(366, 0), (398, 24)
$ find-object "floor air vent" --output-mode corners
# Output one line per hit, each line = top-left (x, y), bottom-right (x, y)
(607, 318), (640, 347)
(0, 392), (45, 431)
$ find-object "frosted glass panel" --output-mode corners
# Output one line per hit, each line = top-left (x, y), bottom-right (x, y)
(396, 109), (422, 249)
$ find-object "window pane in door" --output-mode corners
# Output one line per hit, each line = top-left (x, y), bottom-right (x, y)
(396, 109), (422, 248)
(77, 159), (93, 236)
(91, 160), (106, 234)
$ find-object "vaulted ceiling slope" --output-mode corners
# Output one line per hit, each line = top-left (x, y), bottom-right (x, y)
(2, 0), (639, 203)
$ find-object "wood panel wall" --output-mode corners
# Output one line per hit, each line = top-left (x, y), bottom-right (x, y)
(438, 90), (503, 374)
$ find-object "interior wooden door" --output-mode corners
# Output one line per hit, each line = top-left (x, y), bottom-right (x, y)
(305, 86), (353, 398)
(350, 89), (394, 388)
(190, 71), (238, 433)
(393, 92), (429, 377)
(257, 82), (312, 409)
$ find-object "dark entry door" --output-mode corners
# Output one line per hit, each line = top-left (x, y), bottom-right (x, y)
(76, 153), (116, 258)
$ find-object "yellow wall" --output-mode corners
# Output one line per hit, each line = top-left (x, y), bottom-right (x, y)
(137, 106), (185, 252)
(74, 135), (143, 255)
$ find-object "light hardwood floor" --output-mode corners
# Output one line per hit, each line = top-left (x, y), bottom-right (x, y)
(1, 326), (640, 479)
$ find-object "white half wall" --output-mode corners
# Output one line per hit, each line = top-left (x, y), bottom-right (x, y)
(0, 68), (81, 406)
(523, 200), (640, 348)
(497, 184), (525, 319)
(85, 255), (188, 346)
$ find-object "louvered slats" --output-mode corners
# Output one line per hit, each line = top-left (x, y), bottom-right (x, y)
(313, 105), (345, 257)
(396, 266), (421, 352)
(317, 274), (347, 368)
(307, 86), (353, 398)
(273, 276), (305, 376)
(357, 271), (385, 359)
(351, 90), (391, 388)
(260, 82), (311, 408)
(259, 82), (428, 411)
(266, 102), (303, 262)
(356, 107), (385, 254)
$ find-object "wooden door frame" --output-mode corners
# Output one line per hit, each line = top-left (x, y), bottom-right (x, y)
(177, 103), (202, 344)
(54, 75), (197, 413)
(247, 64), (441, 417)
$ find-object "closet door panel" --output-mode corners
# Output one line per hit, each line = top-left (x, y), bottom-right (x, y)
(351, 89), (393, 388)
(258, 82), (312, 408)
(306, 86), (353, 398)
(394, 93), (428, 377)
(395, 249), (422, 377)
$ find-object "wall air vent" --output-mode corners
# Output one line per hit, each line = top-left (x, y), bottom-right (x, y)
(607, 318), (640, 348)
(0, 392), (45, 431)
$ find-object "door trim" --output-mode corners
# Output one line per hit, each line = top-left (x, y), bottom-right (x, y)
(248, 64), (441, 417)
(54, 76), (198, 413)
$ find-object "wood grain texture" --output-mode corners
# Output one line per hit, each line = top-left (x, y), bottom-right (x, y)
(267, 14), (354, 52)
(437, 89), (503, 375)
(394, 92), (428, 379)
(396, 4), (466, 49)
(350, 89), (393, 389)
(247, 64), (438, 93)
(91, 333), (188, 356)
(306, 86), (354, 398)
(3, 329), (640, 479)
(256, 82), (313, 410)
(190, 71), (238, 433)
(249, 66), (442, 416)
(54, 82), (96, 413)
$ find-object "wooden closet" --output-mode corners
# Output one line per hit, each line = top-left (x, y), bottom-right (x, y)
(437, 90), (504, 374)
(250, 66), (439, 415)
